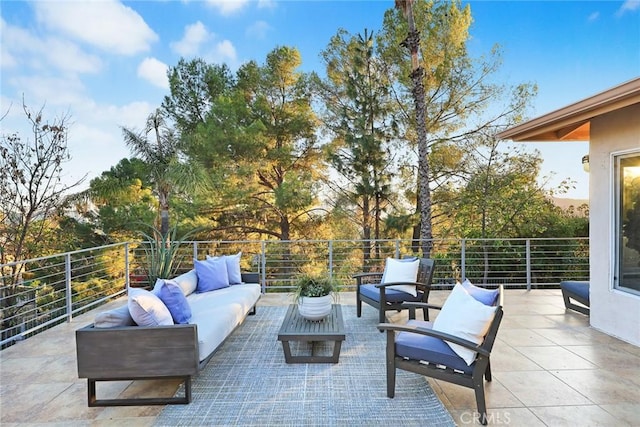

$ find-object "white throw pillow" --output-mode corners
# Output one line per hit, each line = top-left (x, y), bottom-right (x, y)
(128, 287), (174, 326)
(433, 284), (497, 365)
(382, 257), (420, 297)
(94, 304), (134, 328)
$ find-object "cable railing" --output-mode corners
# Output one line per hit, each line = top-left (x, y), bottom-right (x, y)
(0, 237), (589, 348)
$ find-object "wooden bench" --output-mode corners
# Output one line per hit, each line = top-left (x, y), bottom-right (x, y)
(560, 280), (590, 315)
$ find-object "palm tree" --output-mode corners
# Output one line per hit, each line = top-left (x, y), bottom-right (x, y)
(395, 0), (433, 257)
(122, 109), (206, 237)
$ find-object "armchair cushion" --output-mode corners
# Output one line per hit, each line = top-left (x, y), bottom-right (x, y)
(381, 257), (420, 297)
(360, 284), (424, 303)
(461, 279), (500, 306)
(396, 320), (473, 375)
(433, 284), (497, 365)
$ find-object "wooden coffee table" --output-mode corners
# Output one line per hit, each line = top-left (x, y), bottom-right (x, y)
(277, 304), (345, 363)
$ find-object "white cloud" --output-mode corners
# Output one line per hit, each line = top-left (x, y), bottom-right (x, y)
(205, 40), (238, 66)
(137, 57), (169, 89)
(34, 0), (158, 55)
(44, 39), (103, 74)
(7, 76), (88, 108)
(1, 18), (102, 74)
(205, 0), (249, 16)
(246, 20), (271, 40)
(257, 0), (277, 9)
(587, 12), (599, 22)
(617, 0), (640, 16)
(171, 21), (211, 56)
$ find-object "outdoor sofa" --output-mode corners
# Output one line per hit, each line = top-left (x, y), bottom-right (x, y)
(75, 256), (261, 406)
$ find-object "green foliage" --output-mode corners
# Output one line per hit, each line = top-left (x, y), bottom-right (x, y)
(138, 225), (199, 286)
(293, 274), (339, 300)
(316, 28), (397, 246)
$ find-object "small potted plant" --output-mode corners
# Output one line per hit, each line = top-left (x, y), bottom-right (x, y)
(293, 274), (339, 321)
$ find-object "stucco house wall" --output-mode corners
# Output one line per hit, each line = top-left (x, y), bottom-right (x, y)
(589, 103), (640, 346)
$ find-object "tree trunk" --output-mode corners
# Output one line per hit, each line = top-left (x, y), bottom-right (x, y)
(401, 21), (433, 258)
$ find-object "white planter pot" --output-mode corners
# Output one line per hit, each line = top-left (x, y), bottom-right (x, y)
(298, 295), (332, 321)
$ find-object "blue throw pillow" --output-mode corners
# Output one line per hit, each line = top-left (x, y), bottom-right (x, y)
(207, 252), (243, 285)
(157, 279), (192, 324)
(195, 257), (230, 292)
(461, 279), (500, 306)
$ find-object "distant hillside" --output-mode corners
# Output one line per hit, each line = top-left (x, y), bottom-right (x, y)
(552, 197), (589, 214)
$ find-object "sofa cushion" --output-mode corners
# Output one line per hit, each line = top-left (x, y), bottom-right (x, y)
(195, 258), (230, 292)
(157, 279), (192, 324)
(128, 288), (174, 326)
(207, 252), (243, 285)
(187, 283), (261, 362)
(174, 269), (198, 297)
(94, 304), (134, 328)
(433, 284), (496, 365)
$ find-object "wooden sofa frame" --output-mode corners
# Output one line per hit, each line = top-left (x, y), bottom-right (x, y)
(76, 273), (258, 407)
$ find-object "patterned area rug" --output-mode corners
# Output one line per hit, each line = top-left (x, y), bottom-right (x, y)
(154, 304), (455, 427)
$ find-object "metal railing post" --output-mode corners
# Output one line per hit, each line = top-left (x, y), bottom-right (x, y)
(125, 242), (130, 290)
(526, 239), (532, 290)
(461, 239), (466, 281)
(261, 241), (267, 293)
(65, 253), (73, 322)
(193, 241), (199, 261)
(395, 239), (400, 258)
(328, 240), (333, 280)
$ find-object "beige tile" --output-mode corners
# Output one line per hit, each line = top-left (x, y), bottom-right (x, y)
(0, 383), (75, 423)
(430, 377), (523, 410)
(448, 407), (543, 426)
(534, 327), (601, 346)
(497, 329), (557, 347)
(531, 405), (620, 427)
(31, 382), (104, 423)
(599, 402), (640, 426)
(490, 343), (544, 371)
(93, 417), (158, 426)
(504, 315), (564, 329)
(493, 371), (592, 406)
(514, 346), (597, 370)
(552, 369), (640, 404)
(545, 313), (591, 327)
(567, 344), (640, 369)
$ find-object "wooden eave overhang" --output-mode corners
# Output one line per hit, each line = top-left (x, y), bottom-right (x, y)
(497, 77), (640, 142)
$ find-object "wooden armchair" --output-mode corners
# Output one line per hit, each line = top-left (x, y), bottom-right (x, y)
(354, 258), (435, 326)
(379, 284), (503, 425)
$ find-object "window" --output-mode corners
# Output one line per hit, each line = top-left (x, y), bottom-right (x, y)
(615, 153), (640, 295)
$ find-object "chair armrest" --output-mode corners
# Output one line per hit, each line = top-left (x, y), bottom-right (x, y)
(400, 302), (443, 311)
(353, 272), (383, 287)
(352, 272), (383, 279)
(241, 272), (259, 283)
(377, 322), (490, 357)
(375, 281), (420, 288)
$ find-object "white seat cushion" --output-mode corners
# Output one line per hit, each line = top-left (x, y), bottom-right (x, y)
(187, 283), (261, 362)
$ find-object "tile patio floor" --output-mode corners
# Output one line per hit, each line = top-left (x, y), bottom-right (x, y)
(1, 289), (639, 426)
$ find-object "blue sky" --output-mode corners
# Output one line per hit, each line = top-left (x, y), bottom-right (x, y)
(1, 0), (639, 200)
